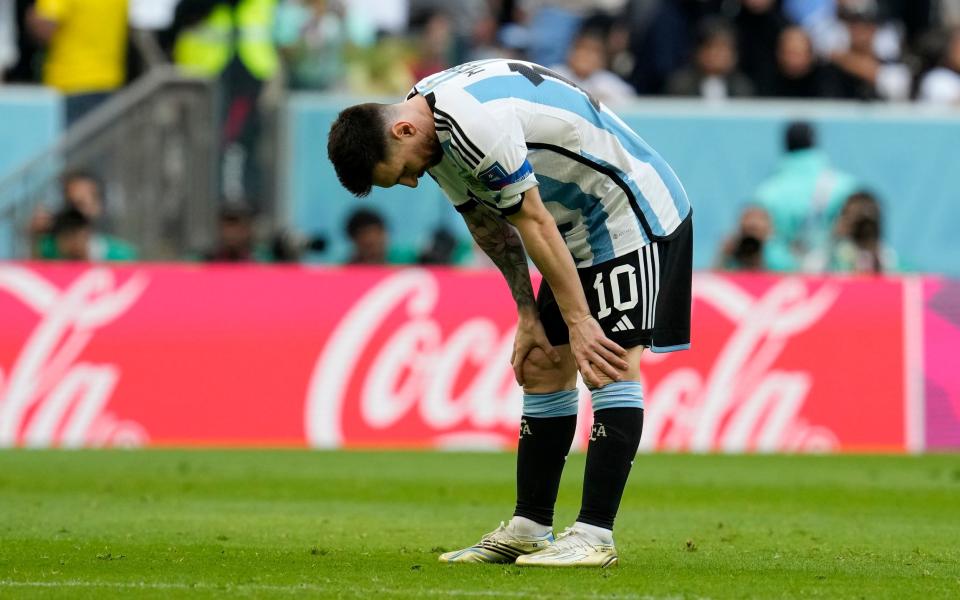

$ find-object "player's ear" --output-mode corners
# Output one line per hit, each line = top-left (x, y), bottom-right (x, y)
(391, 121), (417, 139)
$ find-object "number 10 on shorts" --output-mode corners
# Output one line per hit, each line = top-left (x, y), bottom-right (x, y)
(592, 265), (639, 320)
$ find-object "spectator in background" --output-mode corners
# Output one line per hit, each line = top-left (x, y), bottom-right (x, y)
(716, 205), (796, 272)
(417, 228), (471, 265)
(410, 9), (456, 82)
(203, 202), (272, 262)
(733, 0), (787, 96)
(667, 18), (754, 99)
(623, 0), (725, 95)
(274, 0), (346, 91)
(807, 0), (902, 63)
(344, 208), (415, 265)
(551, 27), (636, 107)
(753, 121), (859, 272)
(172, 0), (280, 206)
(49, 208), (92, 261)
(347, 208), (389, 265)
(28, 0), (129, 125)
(522, 0), (590, 68)
(0, 0), (17, 80)
(918, 28), (960, 105)
(346, 208), (389, 265)
(615, 0), (676, 94)
(33, 211), (137, 261)
(29, 170), (137, 261)
(767, 26), (829, 98)
(945, 0), (960, 28)
(821, 0), (911, 101)
(826, 190), (898, 273)
(62, 170), (111, 229)
(465, 5), (510, 61)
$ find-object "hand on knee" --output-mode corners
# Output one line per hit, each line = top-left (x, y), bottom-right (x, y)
(522, 348), (576, 394)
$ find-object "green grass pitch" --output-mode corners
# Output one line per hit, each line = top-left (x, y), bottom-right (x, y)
(1, 450), (958, 599)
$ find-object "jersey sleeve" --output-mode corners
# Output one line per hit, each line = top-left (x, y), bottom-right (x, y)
(430, 88), (538, 215)
(428, 172), (473, 213)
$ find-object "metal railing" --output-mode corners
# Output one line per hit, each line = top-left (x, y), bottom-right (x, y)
(0, 68), (220, 260)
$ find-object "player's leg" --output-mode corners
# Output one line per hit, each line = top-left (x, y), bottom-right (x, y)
(515, 348), (644, 568)
(439, 283), (578, 564)
(512, 343), (578, 534)
(571, 348), (646, 566)
(519, 226), (692, 567)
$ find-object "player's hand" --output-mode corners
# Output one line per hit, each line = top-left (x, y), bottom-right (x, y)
(511, 310), (560, 386)
(567, 315), (628, 387)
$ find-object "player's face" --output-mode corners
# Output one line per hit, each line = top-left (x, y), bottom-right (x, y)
(371, 123), (443, 189)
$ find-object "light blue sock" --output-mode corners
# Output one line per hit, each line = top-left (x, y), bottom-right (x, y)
(590, 381), (643, 412)
(522, 389), (579, 417)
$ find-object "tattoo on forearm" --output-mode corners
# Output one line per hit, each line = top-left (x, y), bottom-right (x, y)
(463, 207), (536, 310)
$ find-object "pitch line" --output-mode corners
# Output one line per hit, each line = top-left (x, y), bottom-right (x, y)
(0, 579), (701, 599)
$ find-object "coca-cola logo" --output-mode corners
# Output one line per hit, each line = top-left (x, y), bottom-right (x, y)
(305, 269), (525, 449)
(0, 266), (149, 447)
(305, 270), (844, 452)
(641, 274), (841, 452)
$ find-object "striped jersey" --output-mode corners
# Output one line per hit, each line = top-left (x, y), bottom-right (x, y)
(409, 58), (691, 267)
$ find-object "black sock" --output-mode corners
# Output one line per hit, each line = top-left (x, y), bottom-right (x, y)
(513, 414), (577, 527)
(576, 407), (644, 531)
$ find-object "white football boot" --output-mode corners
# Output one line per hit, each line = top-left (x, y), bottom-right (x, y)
(515, 525), (618, 568)
(438, 522), (554, 564)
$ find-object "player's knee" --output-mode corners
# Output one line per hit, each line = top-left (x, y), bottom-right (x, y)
(521, 348), (554, 384)
(522, 348), (574, 393)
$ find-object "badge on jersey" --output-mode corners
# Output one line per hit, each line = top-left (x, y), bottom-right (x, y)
(478, 160), (533, 191)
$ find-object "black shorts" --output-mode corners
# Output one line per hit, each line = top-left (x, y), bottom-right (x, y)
(537, 215), (692, 353)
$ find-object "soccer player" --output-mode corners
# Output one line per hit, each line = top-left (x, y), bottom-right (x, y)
(327, 59), (692, 568)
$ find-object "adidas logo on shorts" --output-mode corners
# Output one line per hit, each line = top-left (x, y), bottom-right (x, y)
(610, 315), (635, 332)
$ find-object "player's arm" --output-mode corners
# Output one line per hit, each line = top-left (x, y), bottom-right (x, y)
(460, 204), (536, 314)
(460, 204), (560, 384)
(505, 186), (628, 386)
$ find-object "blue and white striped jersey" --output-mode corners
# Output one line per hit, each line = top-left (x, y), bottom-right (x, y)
(411, 58), (691, 268)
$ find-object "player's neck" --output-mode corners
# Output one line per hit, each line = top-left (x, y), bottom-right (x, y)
(401, 95), (437, 140)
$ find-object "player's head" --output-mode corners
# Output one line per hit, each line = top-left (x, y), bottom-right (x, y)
(327, 102), (442, 197)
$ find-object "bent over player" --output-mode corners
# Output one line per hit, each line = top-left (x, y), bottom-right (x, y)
(327, 59), (692, 568)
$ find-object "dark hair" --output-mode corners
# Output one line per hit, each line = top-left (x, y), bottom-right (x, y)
(844, 190), (883, 245)
(696, 17), (735, 48)
(346, 208), (385, 239)
(327, 103), (390, 197)
(837, 0), (880, 23)
(845, 190), (882, 214)
(219, 201), (255, 223)
(785, 121), (816, 152)
(51, 207), (91, 237)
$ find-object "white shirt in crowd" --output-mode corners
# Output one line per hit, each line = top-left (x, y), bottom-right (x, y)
(128, 0), (179, 30)
(919, 68), (960, 106)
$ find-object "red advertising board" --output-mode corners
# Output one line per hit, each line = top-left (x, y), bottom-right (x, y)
(0, 264), (937, 452)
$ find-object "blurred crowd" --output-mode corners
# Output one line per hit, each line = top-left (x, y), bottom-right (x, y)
(2, 0), (939, 272)
(4, 0), (960, 106)
(24, 119), (898, 275)
(716, 120), (898, 275)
